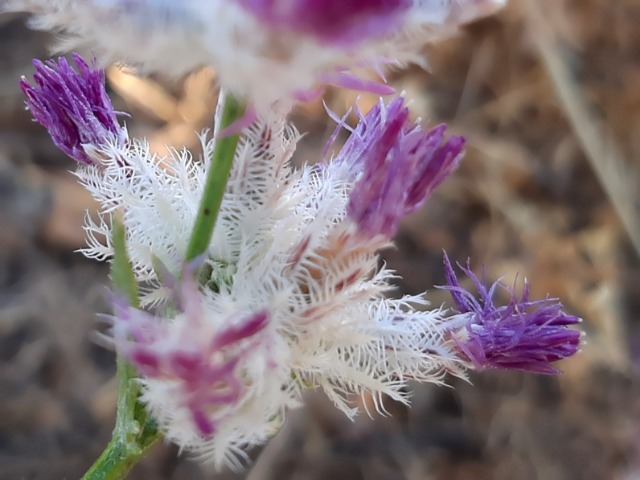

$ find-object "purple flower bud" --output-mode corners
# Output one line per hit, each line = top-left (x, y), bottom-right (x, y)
(237, 0), (411, 46)
(441, 254), (582, 375)
(338, 97), (465, 240)
(20, 54), (125, 165)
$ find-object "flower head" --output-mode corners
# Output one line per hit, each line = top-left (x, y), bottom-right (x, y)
(441, 254), (582, 375)
(335, 97), (465, 240)
(5, 0), (508, 109)
(82, 103), (466, 467)
(20, 54), (126, 165)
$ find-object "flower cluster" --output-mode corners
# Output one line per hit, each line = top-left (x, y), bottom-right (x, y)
(109, 273), (277, 467)
(74, 94), (468, 466)
(20, 53), (582, 467)
(14, 0), (584, 471)
(334, 98), (466, 240)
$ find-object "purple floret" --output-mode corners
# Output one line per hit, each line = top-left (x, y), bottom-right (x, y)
(441, 253), (582, 375)
(338, 97), (465, 240)
(20, 54), (124, 165)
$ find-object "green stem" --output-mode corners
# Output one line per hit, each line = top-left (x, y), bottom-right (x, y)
(186, 91), (245, 261)
(81, 217), (160, 480)
(81, 360), (160, 480)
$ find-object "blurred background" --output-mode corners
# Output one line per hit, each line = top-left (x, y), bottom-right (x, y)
(1, 0), (639, 478)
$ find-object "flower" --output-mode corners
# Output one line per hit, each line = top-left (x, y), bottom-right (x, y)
(78, 100), (466, 467)
(441, 254), (582, 375)
(20, 54), (126, 164)
(5, 0), (508, 109)
(333, 97), (465, 240)
(12, 0), (587, 470)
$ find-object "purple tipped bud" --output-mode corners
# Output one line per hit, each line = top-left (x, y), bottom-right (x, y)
(20, 54), (125, 165)
(338, 97), (464, 240)
(440, 254), (582, 375)
(237, 0), (411, 46)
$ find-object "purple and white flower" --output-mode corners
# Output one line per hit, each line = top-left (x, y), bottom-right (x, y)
(4, 0), (507, 109)
(20, 51), (582, 468)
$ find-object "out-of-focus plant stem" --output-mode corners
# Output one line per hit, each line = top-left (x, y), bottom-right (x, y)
(81, 217), (160, 480)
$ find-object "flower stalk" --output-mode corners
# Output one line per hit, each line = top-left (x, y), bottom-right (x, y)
(186, 90), (246, 262)
(81, 217), (160, 480)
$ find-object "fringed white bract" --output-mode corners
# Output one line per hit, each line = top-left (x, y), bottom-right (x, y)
(77, 111), (465, 468)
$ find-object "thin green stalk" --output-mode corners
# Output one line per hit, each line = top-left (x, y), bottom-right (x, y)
(80, 360), (160, 480)
(81, 217), (160, 480)
(186, 92), (245, 261)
